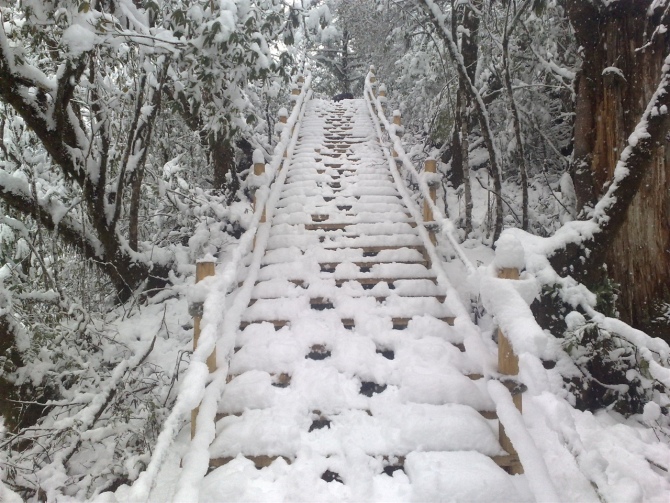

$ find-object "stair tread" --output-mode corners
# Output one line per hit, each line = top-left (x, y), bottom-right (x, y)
(211, 404), (504, 459)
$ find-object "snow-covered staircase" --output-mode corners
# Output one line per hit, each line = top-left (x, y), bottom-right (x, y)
(201, 99), (532, 501)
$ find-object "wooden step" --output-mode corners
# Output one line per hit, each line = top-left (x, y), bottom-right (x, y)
(318, 260), (429, 269)
(305, 222), (417, 231)
(248, 294), (447, 306)
(390, 317), (456, 329)
(329, 244), (426, 254)
(334, 277), (437, 287)
(239, 315), (454, 330)
(209, 452), (519, 476)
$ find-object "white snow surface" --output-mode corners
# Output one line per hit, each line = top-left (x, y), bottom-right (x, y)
(197, 97), (537, 502)
(95, 76), (670, 503)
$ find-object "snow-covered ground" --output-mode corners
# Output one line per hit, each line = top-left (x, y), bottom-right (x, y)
(13, 90), (665, 503)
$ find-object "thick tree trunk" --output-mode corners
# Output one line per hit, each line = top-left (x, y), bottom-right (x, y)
(564, 0), (670, 336)
(446, 93), (465, 188)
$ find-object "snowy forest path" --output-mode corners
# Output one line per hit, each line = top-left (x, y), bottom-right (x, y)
(200, 99), (533, 501)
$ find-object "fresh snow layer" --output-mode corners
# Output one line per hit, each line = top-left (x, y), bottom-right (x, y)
(199, 98), (530, 501)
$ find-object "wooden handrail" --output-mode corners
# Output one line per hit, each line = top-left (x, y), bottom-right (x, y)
(423, 159), (438, 245)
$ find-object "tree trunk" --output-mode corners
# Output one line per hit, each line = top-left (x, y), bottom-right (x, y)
(461, 93), (473, 235)
(210, 132), (237, 194)
(445, 103), (464, 188)
(564, 0), (670, 336)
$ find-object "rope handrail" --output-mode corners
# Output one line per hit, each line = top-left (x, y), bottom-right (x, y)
(128, 73), (313, 501)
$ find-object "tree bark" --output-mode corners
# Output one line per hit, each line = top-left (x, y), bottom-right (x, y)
(446, 89), (465, 187)
(209, 132), (238, 197)
(460, 92), (473, 235)
(563, 0), (670, 335)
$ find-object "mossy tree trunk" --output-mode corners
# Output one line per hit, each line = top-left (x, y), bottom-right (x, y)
(564, 0), (670, 337)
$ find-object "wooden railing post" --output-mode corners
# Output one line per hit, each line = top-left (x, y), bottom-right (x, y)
(496, 265), (523, 474)
(278, 108), (289, 158)
(423, 158), (438, 245)
(378, 83), (387, 131)
(392, 109), (403, 138)
(378, 83), (387, 114)
(369, 65), (377, 97)
(191, 259), (216, 439)
(391, 110), (401, 159)
(253, 159), (266, 224)
(290, 81), (302, 135)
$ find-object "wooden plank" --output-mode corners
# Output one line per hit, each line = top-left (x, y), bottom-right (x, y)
(239, 319), (290, 330)
(305, 223), (348, 231)
(335, 277), (437, 286)
(479, 410), (498, 420)
(492, 454), (523, 474)
(348, 245), (426, 254)
(249, 293), (446, 305)
(391, 317), (455, 328)
(305, 222), (418, 231)
(319, 260), (429, 269)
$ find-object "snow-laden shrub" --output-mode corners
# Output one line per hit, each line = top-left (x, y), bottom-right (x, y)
(562, 318), (667, 417)
(0, 164), (252, 499)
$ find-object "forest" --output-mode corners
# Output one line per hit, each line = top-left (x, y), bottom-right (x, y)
(0, 0), (669, 500)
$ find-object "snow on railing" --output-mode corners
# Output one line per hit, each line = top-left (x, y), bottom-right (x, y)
(478, 52), (670, 394)
(128, 73), (313, 501)
(488, 228), (670, 388)
(364, 67), (560, 501)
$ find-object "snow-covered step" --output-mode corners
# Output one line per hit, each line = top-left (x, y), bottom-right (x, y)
(250, 277), (445, 300)
(210, 404), (503, 460)
(265, 233), (426, 251)
(240, 297), (455, 322)
(276, 194), (405, 208)
(255, 262), (437, 283)
(261, 245), (427, 265)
